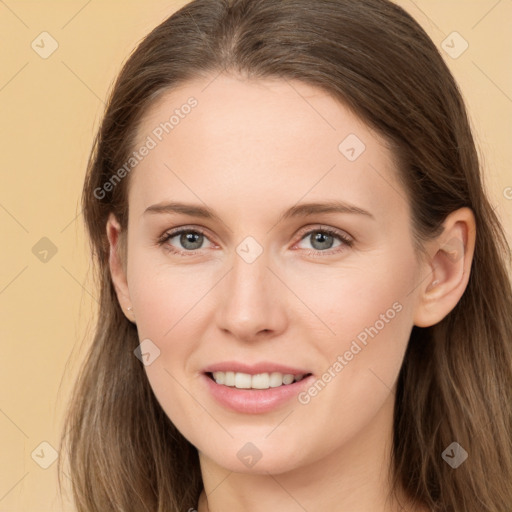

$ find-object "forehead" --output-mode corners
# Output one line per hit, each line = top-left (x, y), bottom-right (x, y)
(129, 74), (408, 226)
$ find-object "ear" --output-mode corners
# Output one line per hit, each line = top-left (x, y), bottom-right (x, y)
(413, 207), (476, 328)
(106, 213), (135, 323)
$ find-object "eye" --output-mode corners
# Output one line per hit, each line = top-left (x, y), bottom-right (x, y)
(157, 225), (353, 257)
(157, 227), (215, 255)
(294, 226), (353, 255)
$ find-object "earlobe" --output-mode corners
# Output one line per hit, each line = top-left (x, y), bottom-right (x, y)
(413, 207), (476, 328)
(106, 213), (136, 323)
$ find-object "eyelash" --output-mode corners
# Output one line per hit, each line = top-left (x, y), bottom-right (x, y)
(157, 225), (354, 257)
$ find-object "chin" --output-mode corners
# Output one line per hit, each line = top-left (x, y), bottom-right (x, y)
(197, 435), (311, 476)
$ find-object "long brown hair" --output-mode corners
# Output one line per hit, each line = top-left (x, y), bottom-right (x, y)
(59, 1), (512, 511)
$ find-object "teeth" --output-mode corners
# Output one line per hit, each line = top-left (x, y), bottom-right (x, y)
(235, 372), (252, 389)
(211, 371), (307, 389)
(224, 371), (235, 386)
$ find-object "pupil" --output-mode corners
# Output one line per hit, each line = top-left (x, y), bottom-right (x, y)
(181, 232), (203, 250)
(312, 232), (333, 250)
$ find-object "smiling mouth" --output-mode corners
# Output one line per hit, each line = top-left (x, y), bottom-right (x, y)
(206, 371), (312, 390)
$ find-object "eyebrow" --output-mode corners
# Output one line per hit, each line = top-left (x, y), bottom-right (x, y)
(144, 200), (374, 222)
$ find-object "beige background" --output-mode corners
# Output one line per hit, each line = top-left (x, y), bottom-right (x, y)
(1, 1), (511, 510)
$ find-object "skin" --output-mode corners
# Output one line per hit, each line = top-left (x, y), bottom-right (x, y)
(107, 74), (476, 512)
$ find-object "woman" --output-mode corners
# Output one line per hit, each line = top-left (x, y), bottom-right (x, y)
(59, 1), (512, 511)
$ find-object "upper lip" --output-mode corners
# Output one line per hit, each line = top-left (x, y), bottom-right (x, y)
(203, 361), (312, 376)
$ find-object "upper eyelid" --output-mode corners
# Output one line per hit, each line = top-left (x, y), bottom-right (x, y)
(295, 224), (352, 240)
(161, 224), (352, 249)
(162, 225), (215, 244)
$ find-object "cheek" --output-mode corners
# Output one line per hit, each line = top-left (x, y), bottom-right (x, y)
(284, 251), (417, 417)
(284, 247), (417, 353)
(127, 258), (213, 445)
(127, 249), (216, 342)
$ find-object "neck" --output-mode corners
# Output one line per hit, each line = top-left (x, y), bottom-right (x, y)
(197, 393), (426, 512)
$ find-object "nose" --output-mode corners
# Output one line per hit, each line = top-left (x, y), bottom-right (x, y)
(214, 248), (289, 342)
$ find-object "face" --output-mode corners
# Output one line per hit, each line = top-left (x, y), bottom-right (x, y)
(112, 74), (428, 474)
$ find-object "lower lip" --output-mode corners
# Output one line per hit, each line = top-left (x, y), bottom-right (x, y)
(202, 373), (314, 414)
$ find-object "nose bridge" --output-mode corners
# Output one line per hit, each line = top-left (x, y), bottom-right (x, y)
(215, 237), (287, 339)
(232, 242), (268, 299)
(228, 241), (273, 312)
